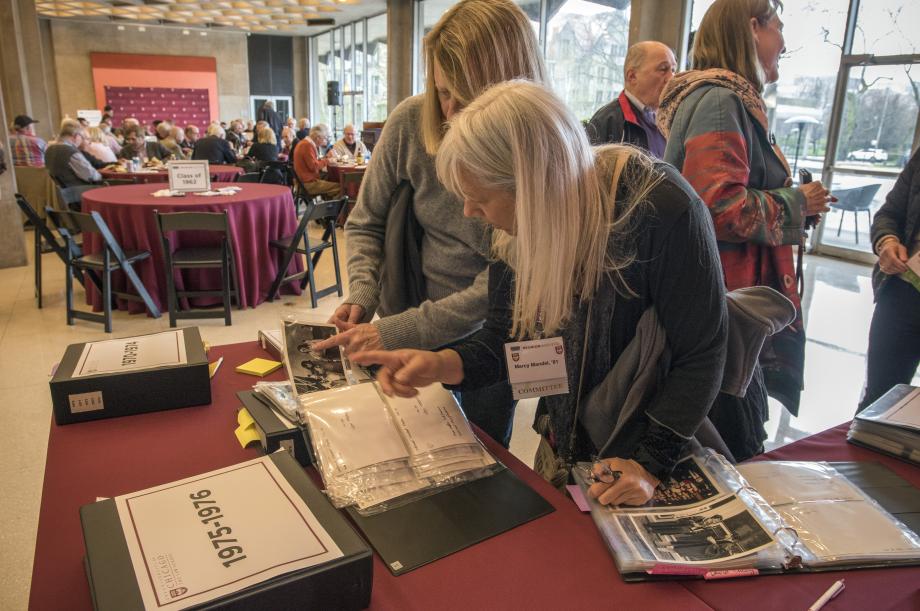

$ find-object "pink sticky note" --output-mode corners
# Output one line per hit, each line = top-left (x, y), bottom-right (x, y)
(567, 484), (591, 512)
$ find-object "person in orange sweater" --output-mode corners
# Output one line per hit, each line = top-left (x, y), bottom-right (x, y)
(293, 123), (341, 199)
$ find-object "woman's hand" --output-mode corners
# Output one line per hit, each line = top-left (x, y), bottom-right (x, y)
(586, 458), (660, 507)
(350, 349), (464, 397)
(798, 180), (836, 216)
(311, 321), (382, 355)
(878, 237), (910, 275)
(329, 303), (366, 326)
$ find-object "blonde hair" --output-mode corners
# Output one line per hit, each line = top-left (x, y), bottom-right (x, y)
(437, 81), (662, 338)
(692, 0), (783, 92)
(257, 126), (277, 145)
(421, 0), (546, 155)
(87, 126), (106, 144)
(206, 123), (224, 138)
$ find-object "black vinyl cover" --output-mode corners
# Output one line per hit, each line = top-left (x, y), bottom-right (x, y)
(347, 466), (554, 575)
(237, 390), (314, 467)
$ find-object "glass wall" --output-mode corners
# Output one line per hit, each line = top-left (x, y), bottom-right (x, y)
(308, 12), (387, 135)
(545, 0), (631, 122)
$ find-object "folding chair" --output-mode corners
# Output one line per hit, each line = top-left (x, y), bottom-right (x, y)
(52, 209), (161, 333)
(102, 178), (136, 187)
(154, 210), (239, 327)
(267, 197), (345, 308)
(55, 183), (98, 211)
(235, 172), (262, 183)
(15, 194), (88, 308)
(260, 161), (290, 185)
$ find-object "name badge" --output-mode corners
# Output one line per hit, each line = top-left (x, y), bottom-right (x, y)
(504, 337), (569, 400)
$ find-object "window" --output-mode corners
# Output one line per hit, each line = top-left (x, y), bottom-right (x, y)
(545, 0), (631, 122)
(309, 13), (387, 131)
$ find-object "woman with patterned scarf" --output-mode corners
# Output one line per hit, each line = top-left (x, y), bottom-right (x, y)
(657, 0), (834, 460)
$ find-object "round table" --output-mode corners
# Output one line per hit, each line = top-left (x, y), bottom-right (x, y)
(81, 183), (302, 314)
(100, 164), (244, 184)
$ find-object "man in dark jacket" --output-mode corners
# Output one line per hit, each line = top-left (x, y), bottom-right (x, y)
(586, 41), (676, 158)
(257, 101), (283, 142)
(191, 124), (238, 164)
(858, 148), (920, 412)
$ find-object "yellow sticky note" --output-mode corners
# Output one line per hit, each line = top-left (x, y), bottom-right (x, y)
(234, 423), (261, 448)
(237, 407), (255, 428)
(235, 358), (282, 377)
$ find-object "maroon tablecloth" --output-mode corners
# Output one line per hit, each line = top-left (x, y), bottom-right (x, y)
(28, 341), (709, 611)
(100, 165), (244, 184)
(81, 183), (301, 313)
(325, 163), (366, 184)
(683, 423), (920, 610)
(27, 344), (920, 610)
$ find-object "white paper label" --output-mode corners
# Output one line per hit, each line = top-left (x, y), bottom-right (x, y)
(114, 456), (343, 610)
(167, 160), (212, 193)
(69, 391), (104, 413)
(72, 330), (188, 378)
(504, 337), (569, 399)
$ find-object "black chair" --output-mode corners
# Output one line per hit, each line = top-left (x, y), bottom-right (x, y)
(102, 178), (136, 187)
(260, 161), (290, 186)
(154, 210), (239, 327)
(235, 172), (262, 183)
(54, 183), (98, 211)
(51, 209), (161, 333)
(267, 197), (345, 308)
(830, 183), (882, 244)
(15, 194), (93, 308)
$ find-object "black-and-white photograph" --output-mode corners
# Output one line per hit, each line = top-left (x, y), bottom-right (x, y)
(648, 457), (722, 508)
(283, 321), (348, 396)
(633, 496), (774, 563)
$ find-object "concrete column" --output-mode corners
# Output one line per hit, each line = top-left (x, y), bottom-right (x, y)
(292, 37), (310, 121)
(0, 0), (59, 141)
(629, 0), (690, 67)
(0, 82), (28, 269)
(387, 0), (414, 113)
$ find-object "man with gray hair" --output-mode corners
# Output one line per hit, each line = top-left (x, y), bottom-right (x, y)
(586, 40), (676, 157)
(45, 119), (102, 187)
(293, 123), (341, 198)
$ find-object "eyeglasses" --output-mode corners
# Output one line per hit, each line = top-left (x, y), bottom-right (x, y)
(576, 460), (622, 486)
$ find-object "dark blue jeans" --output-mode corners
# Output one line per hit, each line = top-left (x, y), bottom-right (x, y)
(455, 380), (517, 448)
(859, 277), (920, 413)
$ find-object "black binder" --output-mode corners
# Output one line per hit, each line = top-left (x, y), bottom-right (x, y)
(80, 452), (372, 610)
(347, 466), (554, 575)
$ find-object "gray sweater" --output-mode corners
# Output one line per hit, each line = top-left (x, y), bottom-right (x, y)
(344, 95), (492, 349)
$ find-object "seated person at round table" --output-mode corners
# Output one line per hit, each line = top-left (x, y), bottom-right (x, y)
(350, 81), (727, 507)
(247, 126), (280, 163)
(82, 126), (117, 164)
(45, 119), (102, 186)
(157, 123), (187, 160)
(117, 124), (172, 162)
(293, 123), (342, 199)
(191, 123), (238, 165)
(183, 124), (200, 157)
(331, 123), (369, 161)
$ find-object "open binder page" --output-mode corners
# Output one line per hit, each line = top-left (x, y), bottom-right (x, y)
(299, 383), (409, 475)
(385, 384), (480, 454)
(737, 461), (920, 565)
(736, 462), (864, 505)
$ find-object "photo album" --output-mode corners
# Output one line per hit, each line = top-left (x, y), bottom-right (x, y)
(573, 451), (920, 581)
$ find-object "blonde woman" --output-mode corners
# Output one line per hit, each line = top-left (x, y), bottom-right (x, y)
(350, 81), (727, 506)
(83, 126), (117, 164)
(248, 126), (279, 162)
(658, 0), (834, 460)
(314, 0), (546, 448)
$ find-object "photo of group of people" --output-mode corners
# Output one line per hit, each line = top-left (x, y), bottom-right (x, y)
(647, 457), (723, 508)
(633, 496), (774, 563)
(282, 321), (349, 396)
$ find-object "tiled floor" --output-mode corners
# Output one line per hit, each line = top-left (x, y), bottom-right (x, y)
(1, 228), (916, 610)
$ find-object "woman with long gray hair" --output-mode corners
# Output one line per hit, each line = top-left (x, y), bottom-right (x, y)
(351, 81), (727, 506)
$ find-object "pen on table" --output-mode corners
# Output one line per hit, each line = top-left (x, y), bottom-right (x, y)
(807, 579), (845, 611)
(209, 357), (224, 379)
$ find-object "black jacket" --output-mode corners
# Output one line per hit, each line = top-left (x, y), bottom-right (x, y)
(192, 136), (237, 165)
(247, 142), (279, 163)
(871, 148), (920, 298)
(586, 91), (649, 150)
